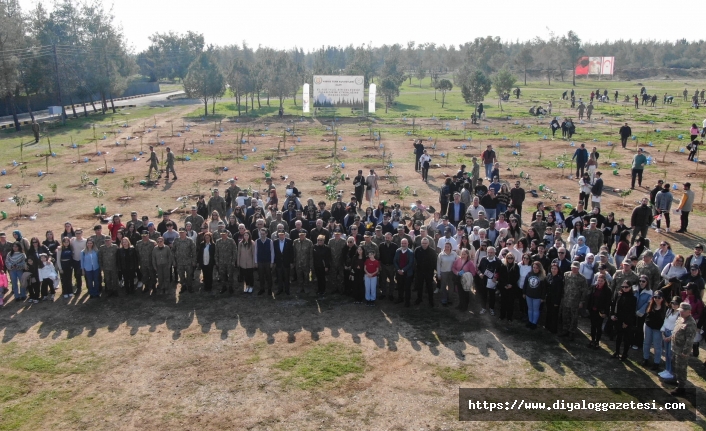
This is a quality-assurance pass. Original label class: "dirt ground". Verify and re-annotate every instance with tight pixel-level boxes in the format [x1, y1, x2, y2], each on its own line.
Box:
[1, 99, 706, 430]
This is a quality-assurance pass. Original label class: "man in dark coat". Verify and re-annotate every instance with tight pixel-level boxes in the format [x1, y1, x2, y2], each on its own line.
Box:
[619, 123, 632, 149]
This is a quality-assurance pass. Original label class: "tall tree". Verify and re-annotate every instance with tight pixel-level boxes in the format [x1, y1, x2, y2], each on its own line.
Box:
[460, 70, 492, 114]
[561, 31, 583, 86]
[492, 68, 516, 111]
[514, 45, 533, 86]
[436, 79, 452, 108]
[183, 49, 225, 116]
[0, 0, 25, 130]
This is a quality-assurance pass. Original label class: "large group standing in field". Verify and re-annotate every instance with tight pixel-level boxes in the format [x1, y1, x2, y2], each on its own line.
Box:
[1, 101, 706, 397]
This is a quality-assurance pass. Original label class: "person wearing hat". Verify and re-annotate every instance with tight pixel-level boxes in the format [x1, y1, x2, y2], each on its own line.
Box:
[675, 182, 695, 233]
[293, 230, 313, 293]
[659, 296, 683, 380]
[146, 222, 161, 242]
[559, 261, 589, 340]
[136, 231, 157, 293]
[173, 227, 196, 294]
[127, 211, 143, 232]
[372, 225, 385, 246]
[214, 229, 237, 294]
[685, 244, 706, 276]
[208, 189, 227, 221]
[668, 301, 698, 396]
[145, 145, 159, 178]
[392, 225, 413, 248]
[642, 290, 667, 370]
[327, 228, 347, 289]
[610, 279, 638, 361]
[89, 225, 109, 249]
[583, 218, 602, 255]
[679, 266, 705, 300]
[98, 236, 119, 297]
[227, 180, 241, 218]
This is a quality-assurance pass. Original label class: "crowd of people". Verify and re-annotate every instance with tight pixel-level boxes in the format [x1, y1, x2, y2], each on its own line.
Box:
[1, 117, 706, 396]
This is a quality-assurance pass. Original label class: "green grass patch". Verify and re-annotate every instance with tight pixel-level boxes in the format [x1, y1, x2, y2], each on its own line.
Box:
[434, 365, 475, 383]
[0, 390, 58, 431]
[274, 342, 365, 389]
[0, 374, 30, 403]
[2, 340, 102, 375]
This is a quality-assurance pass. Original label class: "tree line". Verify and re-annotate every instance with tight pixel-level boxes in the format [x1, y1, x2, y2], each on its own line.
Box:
[0, 0, 134, 131]
[3, 0, 706, 128]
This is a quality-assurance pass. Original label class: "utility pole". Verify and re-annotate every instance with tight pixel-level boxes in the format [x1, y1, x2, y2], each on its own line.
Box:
[52, 44, 67, 125]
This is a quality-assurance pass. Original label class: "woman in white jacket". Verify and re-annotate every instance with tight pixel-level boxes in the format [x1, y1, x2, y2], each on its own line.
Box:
[37, 253, 59, 301]
[659, 296, 682, 380]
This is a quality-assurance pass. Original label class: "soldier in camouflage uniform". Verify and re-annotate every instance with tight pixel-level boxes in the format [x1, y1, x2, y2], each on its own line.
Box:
[151, 237, 173, 294]
[145, 222, 161, 241]
[636, 250, 661, 292]
[215, 230, 237, 293]
[371, 225, 385, 246]
[228, 181, 241, 216]
[392, 226, 413, 247]
[670, 302, 698, 396]
[208, 189, 227, 220]
[136, 232, 156, 293]
[583, 218, 603, 254]
[90, 225, 109, 249]
[146, 146, 159, 178]
[560, 261, 589, 340]
[173, 228, 196, 293]
[98, 236, 119, 297]
[361, 232, 379, 259]
[293, 229, 313, 292]
[165, 146, 177, 180]
[328, 228, 347, 289]
[185, 206, 204, 230]
[611, 261, 640, 299]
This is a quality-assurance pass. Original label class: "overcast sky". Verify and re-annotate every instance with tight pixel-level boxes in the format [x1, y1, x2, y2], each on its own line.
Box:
[18, 0, 699, 52]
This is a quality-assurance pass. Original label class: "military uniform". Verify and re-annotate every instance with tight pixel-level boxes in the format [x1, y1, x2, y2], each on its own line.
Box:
[228, 184, 241, 210]
[208, 194, 227, 220]
[172, 237, 196, 292]
[672, 314, 697, 389]
[636, 261, 661, 292]
[583, 228, 603, 254]
[560, 271, 589, 337]
[148, 231, 162, 242]
[328, 237, 347, 288]
[392, 233, 413, 247]
[371, 234, 386, 247]
[611, 270, 640, 298]
[361, 240, 379, 260]
[269, 219, 289, 234]
[215, 237, 237, 293]
[165, 151, 176, 179]
[135, 239, 156, 292]
[98, 243, 119, 295]
[293, 237, 313, 288]
[151, 245, 173, 293]
[31, 122, 40, 143]
[185, 214, 205, 230]
[147, 151, 159, 177]
[90, 234, 109, 250]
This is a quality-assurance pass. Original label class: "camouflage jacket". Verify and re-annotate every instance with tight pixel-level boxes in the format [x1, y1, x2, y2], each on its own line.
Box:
[172, 237, 196, 266]
[293, 238, 313, 268]
[98, 244, 119, 271]
[561, 272, 588, 308]
[215, 237, 237, 267]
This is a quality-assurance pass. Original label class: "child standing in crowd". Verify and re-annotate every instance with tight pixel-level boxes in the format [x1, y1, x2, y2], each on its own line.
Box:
[364, 251, 379, 306]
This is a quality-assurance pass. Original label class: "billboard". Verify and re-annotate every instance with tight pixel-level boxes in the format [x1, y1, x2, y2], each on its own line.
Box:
[575, 57, 615, 76]
[313, 75, 364, 108]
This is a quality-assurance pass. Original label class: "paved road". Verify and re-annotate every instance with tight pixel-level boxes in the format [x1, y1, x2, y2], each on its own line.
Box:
[0, 90, 191, 128]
